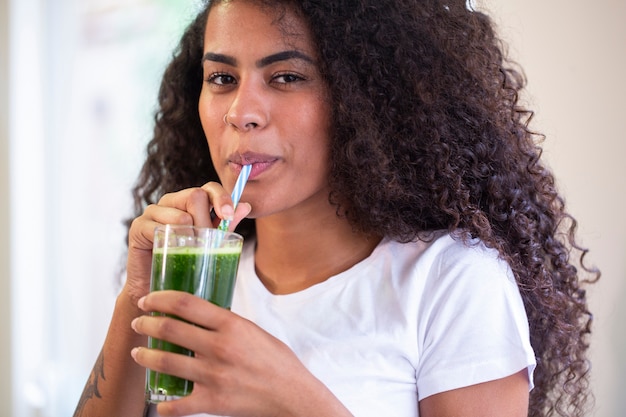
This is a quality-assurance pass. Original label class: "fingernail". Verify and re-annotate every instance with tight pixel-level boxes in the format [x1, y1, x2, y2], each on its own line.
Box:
[138, 296, 146, 310]
[221, 204, 234, 220]
[131, 317, 138, 331]
[131, 347, 139, 359]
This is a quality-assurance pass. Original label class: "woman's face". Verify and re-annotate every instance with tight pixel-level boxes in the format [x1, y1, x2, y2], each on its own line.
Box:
[199, 0, 331, 219]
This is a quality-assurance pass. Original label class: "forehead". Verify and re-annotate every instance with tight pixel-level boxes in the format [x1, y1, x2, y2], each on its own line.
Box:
[204, 1, 312, 51]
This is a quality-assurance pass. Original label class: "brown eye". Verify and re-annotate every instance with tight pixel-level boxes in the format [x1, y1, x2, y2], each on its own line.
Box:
[206, 72, 237, 86]
[272, 72, 305, 84]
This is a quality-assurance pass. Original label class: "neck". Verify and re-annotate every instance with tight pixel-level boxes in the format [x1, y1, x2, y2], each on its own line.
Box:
[253, 207, 381, 295]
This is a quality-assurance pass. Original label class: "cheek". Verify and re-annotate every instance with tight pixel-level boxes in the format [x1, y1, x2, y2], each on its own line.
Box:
[198, 102, 224, 173]
[198, 97, 209, 136]
[198, 96, 213, 132]
[295, 107, 332, 177]
[198, 96, 222, 148]
[307, 102, 332, 158]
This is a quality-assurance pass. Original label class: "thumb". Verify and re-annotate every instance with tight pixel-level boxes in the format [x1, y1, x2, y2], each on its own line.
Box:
[231, 202, 252, 231]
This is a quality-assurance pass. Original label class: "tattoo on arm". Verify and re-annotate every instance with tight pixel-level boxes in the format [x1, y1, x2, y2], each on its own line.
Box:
[73, 349, 106, 417]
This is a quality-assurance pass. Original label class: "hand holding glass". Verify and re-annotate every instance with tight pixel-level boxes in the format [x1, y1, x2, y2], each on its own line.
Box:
[146, 224, 243, 403]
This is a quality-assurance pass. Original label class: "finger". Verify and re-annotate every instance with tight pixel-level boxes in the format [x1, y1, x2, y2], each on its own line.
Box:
[131, 318, 232, 417]
[130, 345, 196, 385]
[143, 203, 194, 227]
[132, 312, 214, 355]
[128, 205, 193, 255]
[129, 199, 208, 253]
[131, 316, 221, 384]
[129, 203, 196, 246]
[157, 187, 214, 227]
[132, 314, 191, 344]
[155, 396, 199, 417]
[138, 291, 233, 332]
[128, 214, 162, 251]
[230, 202, 252, 231]
[200, 182, 236, 224]
[155, 391, 229, 417]
[157, 393, 222, 417]
[125, 216, 162, 297]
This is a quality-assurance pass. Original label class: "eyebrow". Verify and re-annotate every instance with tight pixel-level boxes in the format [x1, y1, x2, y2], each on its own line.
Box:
[202, 50, 315, 68]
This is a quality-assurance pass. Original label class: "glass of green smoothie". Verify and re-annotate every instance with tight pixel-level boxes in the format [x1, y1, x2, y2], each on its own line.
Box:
[146, 224, 244, 403]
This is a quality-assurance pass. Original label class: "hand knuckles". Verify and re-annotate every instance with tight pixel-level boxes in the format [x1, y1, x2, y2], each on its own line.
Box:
[157, 191, 177, 204]
[129, 215, 142, 230]
[170, 210, 193, 225]
[152, 349, 176, 370]
[221, 315, 245, 334]
[153, 316, 179, 338]
[170, 292, 194, 314]
[144, 203, 159, 213]
[198, 362, 230, 391]
[201, 181, 221, 192]
[209, 340, 230, 362]
[187, 187, 209, 204]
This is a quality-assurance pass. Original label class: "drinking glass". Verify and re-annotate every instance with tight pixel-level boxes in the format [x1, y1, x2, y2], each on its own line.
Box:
[146, 224, 243, 403]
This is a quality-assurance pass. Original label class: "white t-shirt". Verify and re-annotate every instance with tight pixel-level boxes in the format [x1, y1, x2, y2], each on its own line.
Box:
[148, 232, 536, 417]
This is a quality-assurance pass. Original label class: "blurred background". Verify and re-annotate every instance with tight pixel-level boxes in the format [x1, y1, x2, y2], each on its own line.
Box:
[0, 0, 624, 416]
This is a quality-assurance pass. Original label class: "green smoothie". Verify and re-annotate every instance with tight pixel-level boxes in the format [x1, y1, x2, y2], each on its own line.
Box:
[147, 244, 242, 400]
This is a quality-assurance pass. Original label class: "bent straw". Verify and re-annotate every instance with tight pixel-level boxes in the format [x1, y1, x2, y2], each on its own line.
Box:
[218, 164, 252, 232]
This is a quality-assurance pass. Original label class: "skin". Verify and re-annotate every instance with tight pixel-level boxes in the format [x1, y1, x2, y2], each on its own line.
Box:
[418, 370, 529, 417]
[73, 2, 530, 416]
[196, 1, 379, 295]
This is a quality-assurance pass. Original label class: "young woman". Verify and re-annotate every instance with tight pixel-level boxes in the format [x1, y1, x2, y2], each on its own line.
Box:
[73, 1, 598, 416]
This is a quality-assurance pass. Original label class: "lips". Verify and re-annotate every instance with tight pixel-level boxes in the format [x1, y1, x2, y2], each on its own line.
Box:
[228, 151, 279, 180]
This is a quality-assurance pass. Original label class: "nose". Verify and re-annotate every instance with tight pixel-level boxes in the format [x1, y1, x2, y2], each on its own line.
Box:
[224, 79, 268, 131]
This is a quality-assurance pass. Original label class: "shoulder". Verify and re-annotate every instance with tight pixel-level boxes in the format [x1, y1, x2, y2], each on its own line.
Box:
[408, 232, 521, 323]
[382, 231, 513, 285]
[366, 232, 518, 314]
[409, 234, 535, 400]
[415, 232, 515, 289]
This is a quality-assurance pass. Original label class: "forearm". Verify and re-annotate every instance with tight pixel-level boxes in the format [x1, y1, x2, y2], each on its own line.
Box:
[281, 384, 354, 417]
[73, 289, 147, 417]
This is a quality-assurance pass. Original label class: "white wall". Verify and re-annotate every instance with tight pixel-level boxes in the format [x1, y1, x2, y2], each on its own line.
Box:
[6, 2, 200, 416]
[8, 0, 56, 414]
[1, 0, 13, 416]
[478, 1, 626, 416]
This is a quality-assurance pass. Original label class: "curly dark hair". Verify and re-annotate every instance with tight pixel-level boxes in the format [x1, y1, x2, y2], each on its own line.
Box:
[127, 1, 600, 416]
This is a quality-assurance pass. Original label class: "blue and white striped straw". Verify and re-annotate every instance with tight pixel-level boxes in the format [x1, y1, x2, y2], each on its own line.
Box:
[218, 164, 252, 231]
